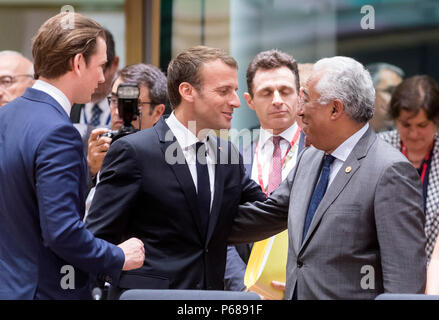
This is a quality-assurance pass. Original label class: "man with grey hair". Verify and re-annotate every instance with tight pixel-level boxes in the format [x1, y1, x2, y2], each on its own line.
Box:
[228, 56, 426, 299]
[0, 50, 34, 106]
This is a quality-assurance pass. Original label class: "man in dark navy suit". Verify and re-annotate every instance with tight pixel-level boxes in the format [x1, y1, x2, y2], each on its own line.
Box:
[0, 12, 144, 300]
[86, 46, 266, 298]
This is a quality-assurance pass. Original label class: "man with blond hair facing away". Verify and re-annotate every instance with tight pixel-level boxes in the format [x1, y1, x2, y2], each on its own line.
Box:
[0, 12, 144, 300]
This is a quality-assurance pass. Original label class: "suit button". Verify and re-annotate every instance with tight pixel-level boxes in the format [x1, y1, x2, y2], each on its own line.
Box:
[297, 260, 303, 268]
[205, 248, 209, 253]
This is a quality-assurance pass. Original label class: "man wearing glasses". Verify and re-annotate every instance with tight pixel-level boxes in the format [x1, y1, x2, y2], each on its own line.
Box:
[0, 50, 34, 107]
[86, 63, 167, 180]
[83, 63, 168, 223]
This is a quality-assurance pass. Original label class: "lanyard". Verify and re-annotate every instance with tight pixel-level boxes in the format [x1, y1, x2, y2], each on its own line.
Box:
[401, 141, 433, 183]
[255, 128, 301, 195]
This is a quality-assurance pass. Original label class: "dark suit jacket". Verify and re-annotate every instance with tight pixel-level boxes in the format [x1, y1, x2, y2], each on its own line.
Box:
[85, 117, 266, 293]
[0, 88, 124, 299]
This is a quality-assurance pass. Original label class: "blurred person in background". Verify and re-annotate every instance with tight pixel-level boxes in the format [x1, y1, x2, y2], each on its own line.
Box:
[87, 63, 167, 178]
[0, 50, 34, 106]
[379, 75, 439, 261]
[84, 63, 168, 219]
[367, 62, 404, 132]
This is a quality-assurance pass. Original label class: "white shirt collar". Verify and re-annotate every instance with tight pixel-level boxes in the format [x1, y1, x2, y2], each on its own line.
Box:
[258, 122, 299, 147]
[85, 99, 109, 111]
[32, 80, 71, 116]
[331, 123, 369, 162]
[165, 112, 209, 150]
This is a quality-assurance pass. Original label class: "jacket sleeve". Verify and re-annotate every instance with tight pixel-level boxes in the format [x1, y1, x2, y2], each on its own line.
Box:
[227, 145, 306, 245]
[85, 137, 142, 245]
[36, 123, 124, 283]
[374, 160, 427, 293]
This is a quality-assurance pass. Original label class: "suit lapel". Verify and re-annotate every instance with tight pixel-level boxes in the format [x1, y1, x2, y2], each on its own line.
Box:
[70, 104, 84, 123]
[205, 137, 224, 244]
[291, 150, 324, 253]
[299, 127, 376, 251]
[155, 118, 205, 241]
[298, 131, 306, 154]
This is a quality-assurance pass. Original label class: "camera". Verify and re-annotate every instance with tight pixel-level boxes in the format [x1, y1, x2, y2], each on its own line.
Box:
[101, 83, 140, 143]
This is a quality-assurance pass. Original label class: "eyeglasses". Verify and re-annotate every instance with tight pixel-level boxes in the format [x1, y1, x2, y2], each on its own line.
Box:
[298, 87, 326, 106]
[299, 94, 323, 106]
[0, 74, 33, 89]
[107, 96, 155, 108]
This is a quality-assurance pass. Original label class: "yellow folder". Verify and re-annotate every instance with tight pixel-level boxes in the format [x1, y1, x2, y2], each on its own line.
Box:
[244, 230, 288, 300]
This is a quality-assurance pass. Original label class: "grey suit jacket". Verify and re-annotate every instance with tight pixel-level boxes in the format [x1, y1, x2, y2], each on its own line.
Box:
[228, 127, 427, 299]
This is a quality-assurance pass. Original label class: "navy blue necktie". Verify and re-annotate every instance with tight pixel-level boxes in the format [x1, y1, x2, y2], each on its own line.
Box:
[90, 104, 102, 126]
[302, 154, 336, 242]
[196, 142, 211, 238]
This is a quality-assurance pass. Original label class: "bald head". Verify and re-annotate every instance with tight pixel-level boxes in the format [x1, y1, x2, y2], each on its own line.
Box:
[0, 51, 34, 106]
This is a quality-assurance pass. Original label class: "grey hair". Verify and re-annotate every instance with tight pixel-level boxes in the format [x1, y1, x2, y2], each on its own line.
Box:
[366, 62, 404, 87]
[0, 50, 34, 76]
[313, 56, 375, 123]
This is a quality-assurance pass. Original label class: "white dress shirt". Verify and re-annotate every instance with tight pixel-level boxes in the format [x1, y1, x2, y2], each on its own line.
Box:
[32, 80, 71, 116]
[328, 123, 369, 187]
[166, 112, 216, 210]
[251, 122, 300, 190]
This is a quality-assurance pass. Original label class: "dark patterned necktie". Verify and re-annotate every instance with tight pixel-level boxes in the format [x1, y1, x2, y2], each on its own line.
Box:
[302, 154, 336, 242]
[90, 104, 102, 126]
[196, 142, 210, 238]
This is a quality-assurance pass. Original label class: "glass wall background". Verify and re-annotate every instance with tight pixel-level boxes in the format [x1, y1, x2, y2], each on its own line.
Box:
[0, 0, 126, 67]
[165, 0, 439, 131]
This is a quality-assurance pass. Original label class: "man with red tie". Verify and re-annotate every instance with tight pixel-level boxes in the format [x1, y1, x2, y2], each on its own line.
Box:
[225, 49, 305, 292]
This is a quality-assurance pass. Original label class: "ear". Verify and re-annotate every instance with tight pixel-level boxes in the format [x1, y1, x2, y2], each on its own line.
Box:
[152, 104, 165, 124]
[330, 99, 344, 120]
[111, 56, 120, 71]
[71, 53, 85, 76]
[244, 92, 255, 110]
[179, 82, 195, 103]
